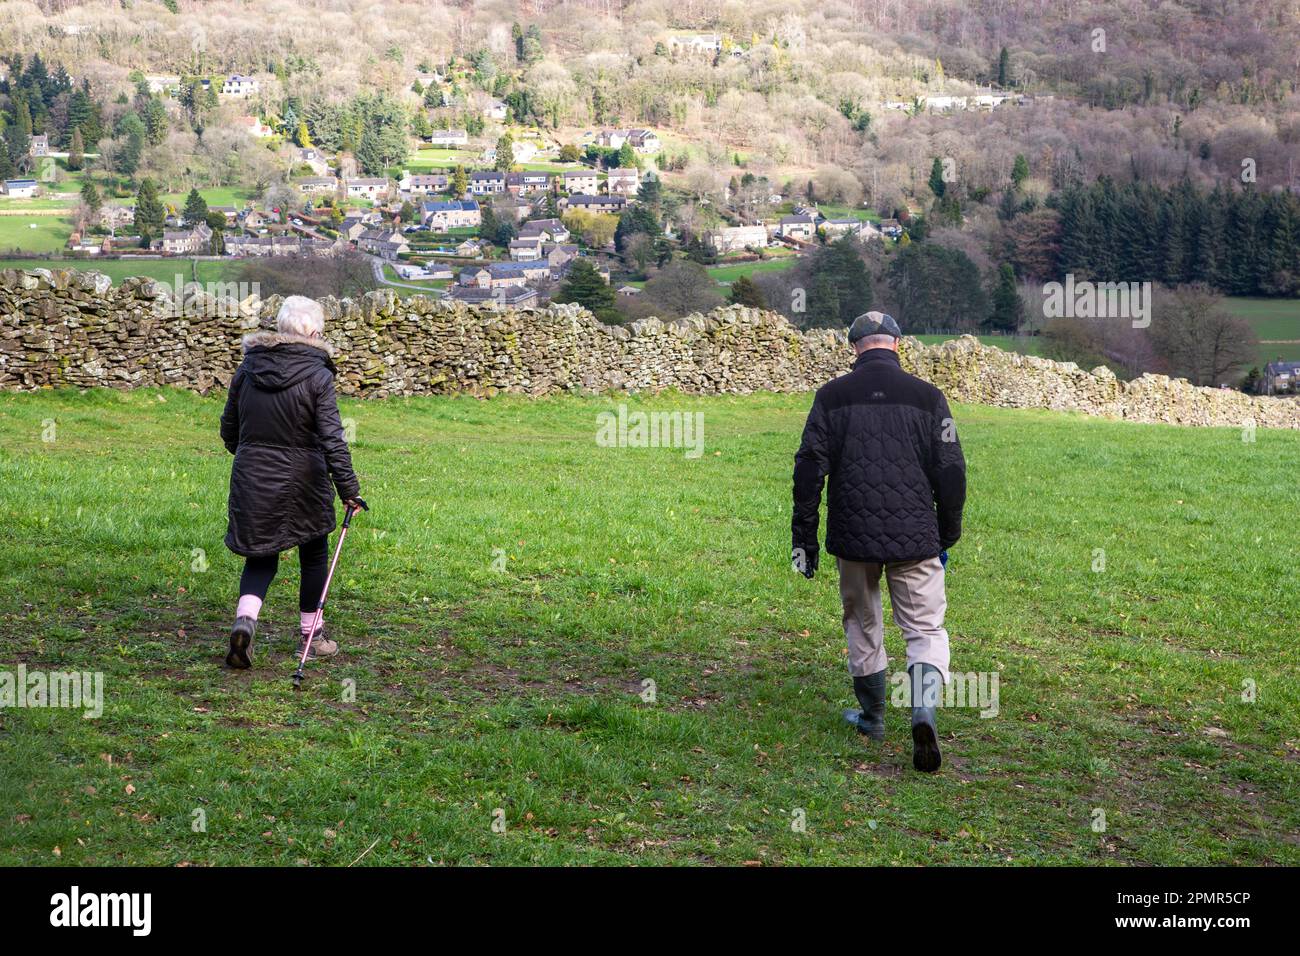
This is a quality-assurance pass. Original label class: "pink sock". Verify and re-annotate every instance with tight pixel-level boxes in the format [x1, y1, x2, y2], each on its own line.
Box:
[236, 595, 263, 620]
[301, 611, 321, 636]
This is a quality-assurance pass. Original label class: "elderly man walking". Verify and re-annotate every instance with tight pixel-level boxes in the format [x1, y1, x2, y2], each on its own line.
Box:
[792, 311, 966, 772]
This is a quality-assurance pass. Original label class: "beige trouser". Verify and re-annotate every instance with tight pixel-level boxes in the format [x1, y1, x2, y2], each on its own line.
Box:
[837, 557, 950, 683]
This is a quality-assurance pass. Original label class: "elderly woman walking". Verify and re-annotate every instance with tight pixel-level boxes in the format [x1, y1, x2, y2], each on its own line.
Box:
[219, 296, 363, 669]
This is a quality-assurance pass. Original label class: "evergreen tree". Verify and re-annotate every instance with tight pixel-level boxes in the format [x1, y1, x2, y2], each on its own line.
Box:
[133, 179, 165, 241]
[450, 165, 469, 197]
[182, 188, 208, 225]
[494, 133, 514, 172]
[997, 46, 1011, 87]
[80, 179, 101, 213]
[987, 263, 1023, 332]
[928, 157, 946, 198]
[1011, 154, 1030, 189]
[729, 274, 767, 308]
[554, 259, 617, 319]
[66, 127, 84, 171]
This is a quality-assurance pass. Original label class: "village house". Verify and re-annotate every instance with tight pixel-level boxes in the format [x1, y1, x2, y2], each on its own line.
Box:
[1261, 361, 1300, 395]
[444, 285, 539, 307]
[421, 199, 482, 230]
[29, 134, 49, 158]
[506, 171, 552, 194]
[337, 215, 371, 241]
[458, 260, 552, 289]
[145, 74, 179, 95]
[297, 177, 338, 195]
[469, 171, 507, 196]
[668, 33, 724, 55]
[345, 177, 391, 201]
[706, 224, 769, 254]
[518, 218, 571, 243]
[595, 129, 661, 153]
[484, 98, 509, 121]
[454, 238, 485, 257]
[221, 74, 260, 97]
[235, 115, 274, 138]
[878, 218, 904, 238]
[426, 129, 469, 148]
[99, 204, 137, 230]
[2, 179, 39, 199]
[605, 167, 640, 196]
[778, 214, 817, 240]
[159, 222, 213, 255]
[293, 147, 332, 176]
[562, 170, 599, 194]
[226, 235, 337, 257]
[509, 236, 544, 261]
[564, 194, 626, 215]
[400, 172, 450, 194]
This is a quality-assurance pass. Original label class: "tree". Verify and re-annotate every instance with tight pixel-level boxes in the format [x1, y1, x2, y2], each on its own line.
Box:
[987, 263, 1023, 332]
[450, 165, 469, 197]
[205, 211, 227, 255]
[809, 238, 873, 327]
[558, 144, 580, 163]
[133, 179, 165, 241]
[182, 188, 208, 226]
[1011, 154, 1030, 189]
[553, 259, 618, 321]
[66, 127, 84, 171]
[928, 157, 947, 199]
[494, 133, 514, 172]
[1149, 284, 1259, 386]
[639, 260, 724, 318]
[729, 274, 767, 308]
[996, 46, 1011, 87]
[888, 243, 989, 332]
[80, 179, 101, 214]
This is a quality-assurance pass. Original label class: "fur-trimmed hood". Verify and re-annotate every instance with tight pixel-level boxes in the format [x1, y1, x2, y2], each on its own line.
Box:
[241, 330, 335, 357]
[239, 331, 336, 392]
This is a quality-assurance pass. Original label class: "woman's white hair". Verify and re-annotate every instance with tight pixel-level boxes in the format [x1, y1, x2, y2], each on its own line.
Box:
[276, 295, 325, 339]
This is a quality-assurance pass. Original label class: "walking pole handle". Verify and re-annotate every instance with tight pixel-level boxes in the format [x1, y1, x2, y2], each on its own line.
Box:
[342, 496, 368, 528]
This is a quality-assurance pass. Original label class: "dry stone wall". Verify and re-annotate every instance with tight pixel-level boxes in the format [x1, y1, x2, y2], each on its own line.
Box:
[1, 267, 1296, 430]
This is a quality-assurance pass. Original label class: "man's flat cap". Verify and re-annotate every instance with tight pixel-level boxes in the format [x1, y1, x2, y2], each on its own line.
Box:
[847, 310, 902, 342]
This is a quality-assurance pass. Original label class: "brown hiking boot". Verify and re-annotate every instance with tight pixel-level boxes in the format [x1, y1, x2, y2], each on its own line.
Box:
[298, 627, 338, 661]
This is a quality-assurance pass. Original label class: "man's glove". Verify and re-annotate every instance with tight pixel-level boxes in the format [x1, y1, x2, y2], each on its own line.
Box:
[939, 549, 948, 569]
[792, 544, 819, 579]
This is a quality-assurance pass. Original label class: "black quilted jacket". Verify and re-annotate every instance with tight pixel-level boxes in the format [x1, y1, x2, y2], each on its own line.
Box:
[792, 348, 966, 565]
[220, 332, 360, 557]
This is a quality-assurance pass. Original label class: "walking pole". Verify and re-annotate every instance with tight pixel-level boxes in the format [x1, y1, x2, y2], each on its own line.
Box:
[293, 497, 368, 690]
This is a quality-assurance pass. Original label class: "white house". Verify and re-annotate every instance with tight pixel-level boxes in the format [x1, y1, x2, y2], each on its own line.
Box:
[707, 224, 768, 254]
[221, 74, 260, 97]
[426, 129, 468, 148]
[2, 179, 39, 199]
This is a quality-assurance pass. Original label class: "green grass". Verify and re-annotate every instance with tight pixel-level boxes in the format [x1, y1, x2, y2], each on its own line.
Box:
[1223, 297, 1300, 365]
[0, 391, 1296, 866]
[0, 259, 243, 286]
[706, 257, 800, 284]
[0, 215, 73, 254]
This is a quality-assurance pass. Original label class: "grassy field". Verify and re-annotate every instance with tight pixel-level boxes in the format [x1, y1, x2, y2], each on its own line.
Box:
[0, 258, 243, 286]
[0, 215, 74, 254]
[1224, 297, 1300, 364]
[706, 256, 800, 285]
[0, 389, 1296, 866]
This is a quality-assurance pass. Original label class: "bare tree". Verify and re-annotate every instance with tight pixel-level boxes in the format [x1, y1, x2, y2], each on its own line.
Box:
[1149, 284, 1259, 386]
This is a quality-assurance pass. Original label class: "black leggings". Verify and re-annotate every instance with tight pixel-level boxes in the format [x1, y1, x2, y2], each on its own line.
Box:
[239, 536, 330, 613]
